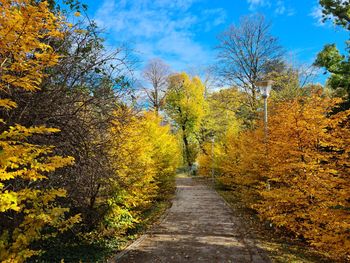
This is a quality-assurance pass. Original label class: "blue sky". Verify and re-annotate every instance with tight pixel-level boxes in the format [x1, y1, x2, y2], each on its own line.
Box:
[81, 0, 348, 83]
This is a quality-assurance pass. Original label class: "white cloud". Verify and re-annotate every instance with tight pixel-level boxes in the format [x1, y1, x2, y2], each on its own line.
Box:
[247, 0, 270, 11]
[94, 0, 226, 72]
[153, 0, 198, 11]
[275, 0, 286, 15]
[202, 8, 227, 30]
[247, 0, 295, 16]
[310, 2, 346, 27]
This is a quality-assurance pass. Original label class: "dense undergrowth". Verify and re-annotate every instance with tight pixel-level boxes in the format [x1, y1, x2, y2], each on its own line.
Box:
[29, 174, 177, 262]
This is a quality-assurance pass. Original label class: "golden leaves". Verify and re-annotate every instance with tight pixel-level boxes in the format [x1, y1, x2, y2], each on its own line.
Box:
[0, 0, 64, 94]
[0, 99, 17, 109]
[166, 72, 206, 133]
[0, 1, 79, 262]
[106, 110, 180, 233]
[213, 91, 350, 260]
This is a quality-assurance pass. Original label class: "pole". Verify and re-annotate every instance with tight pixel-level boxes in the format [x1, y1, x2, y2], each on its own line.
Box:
[263, 96, 268, 140]
[211, 137, 215, 184]
[263, 95, 270, 191]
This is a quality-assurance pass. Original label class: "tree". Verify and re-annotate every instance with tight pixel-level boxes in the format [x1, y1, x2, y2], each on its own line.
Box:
[0, 2, 135, 238]
[106, 109, 180, 236]
[165, 73, 206, 167]
[210, 89, 350, 260]
[266, 62, 319, 101]
[254, 93, 350, 260]
[314, 0, 350, 109]
[319, 0, 350, 29]
[314, 44, 350, 106]
[0, 1, 80, 261]
[196, 88, 243, 181]
[142, 58, 171, 115]
[196, 87, 242, 154]
[216, 15, 284, 116]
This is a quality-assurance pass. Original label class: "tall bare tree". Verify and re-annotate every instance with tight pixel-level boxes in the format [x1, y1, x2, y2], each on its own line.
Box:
[142, 58, 171, 114]
[216, 15, 284, 113]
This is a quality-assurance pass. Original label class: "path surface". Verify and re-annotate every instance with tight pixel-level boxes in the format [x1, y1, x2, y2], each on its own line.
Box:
[112, 175, 270, 263]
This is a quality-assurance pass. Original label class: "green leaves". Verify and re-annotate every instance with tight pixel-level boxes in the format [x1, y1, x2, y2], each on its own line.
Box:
[165, 73, 206, 166]
[319, 0, 350, 29]
[315, 43, 350, 100]
[315, 1, 350, 106]
[315, 44, 345, 74]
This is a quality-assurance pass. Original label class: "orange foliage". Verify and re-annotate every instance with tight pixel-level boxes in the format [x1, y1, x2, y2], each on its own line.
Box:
[214, 91, 350, 260]
[256, 94, 349, 258]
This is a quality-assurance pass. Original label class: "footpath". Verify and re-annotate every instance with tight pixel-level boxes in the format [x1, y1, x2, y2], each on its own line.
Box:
[111, 175, 270, 263]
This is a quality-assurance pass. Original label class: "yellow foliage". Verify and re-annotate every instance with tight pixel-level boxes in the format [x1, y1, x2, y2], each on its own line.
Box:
[198, 125, 265, 205]
[165, 73, 206, 166]
[0, 127, 81, 262]
[204, 88, 242, 137]
[197, 88, 244, 181]
[0, 1, 80, 262]
[215, 91, 350, 260]
[106, 109, 180, 234]
[142, 112, 181, 179]
[166, 73, 206, 134]
[109, 111, 158, 210]
[0, 0, 63, 95]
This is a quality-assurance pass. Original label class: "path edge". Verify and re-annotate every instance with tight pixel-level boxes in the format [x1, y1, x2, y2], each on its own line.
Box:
[107, 177, 179, 262]
[201, 177, 272, 263]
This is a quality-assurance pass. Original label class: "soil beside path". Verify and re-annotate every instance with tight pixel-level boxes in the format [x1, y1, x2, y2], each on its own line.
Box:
[111, 174, 270, 263]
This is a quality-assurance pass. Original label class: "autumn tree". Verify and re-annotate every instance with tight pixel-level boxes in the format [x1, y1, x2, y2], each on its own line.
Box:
[198, 102, 265, 205]
[165, 73, 206, 167]
[195, 87, 243, 159]
[143, 58, 171, 115]
[203, 88, 242, 136]
[106, 109, 180, 236]
[216, 15, 284, 117]
[0, 1, 80, 261]
[266, 62, 319, 102]
[209, 89, 350, 260]
[196, 88, 244, 180]
[254, 93, 350, 260]
[0, 1, 135, 243]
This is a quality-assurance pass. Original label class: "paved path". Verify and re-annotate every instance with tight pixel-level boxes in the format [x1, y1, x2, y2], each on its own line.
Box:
[112, 175, 270, 263]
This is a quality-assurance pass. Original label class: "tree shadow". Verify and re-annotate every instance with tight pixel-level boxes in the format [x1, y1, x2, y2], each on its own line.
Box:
[112, 230, 270, 262]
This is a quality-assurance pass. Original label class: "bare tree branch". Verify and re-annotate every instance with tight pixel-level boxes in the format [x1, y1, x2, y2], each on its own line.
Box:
[216, 14, 284, 112]
[142, 58, 171, 114]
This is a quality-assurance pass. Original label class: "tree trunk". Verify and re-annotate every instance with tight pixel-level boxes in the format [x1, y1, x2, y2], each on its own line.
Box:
[182, 125, 192, 168]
